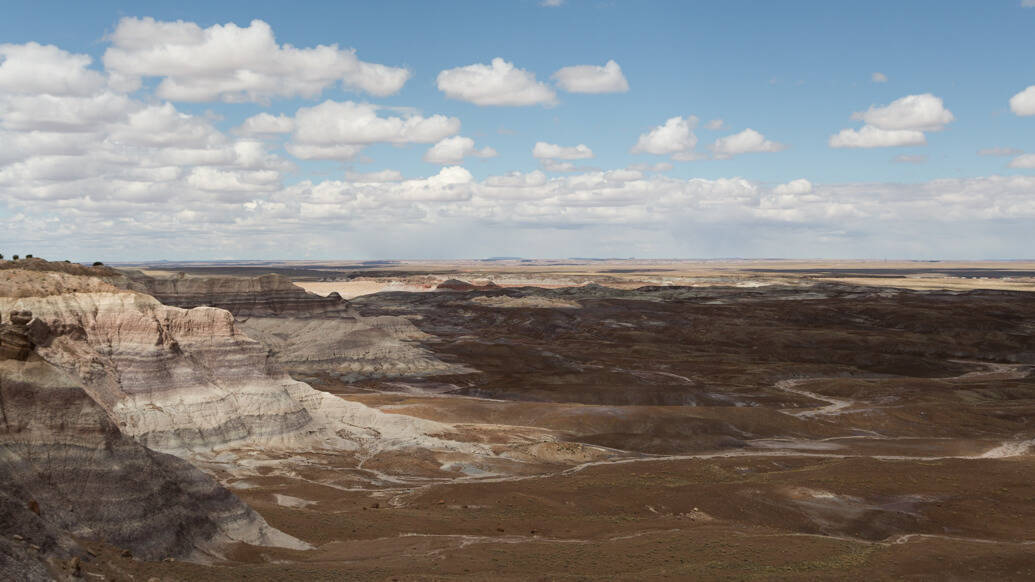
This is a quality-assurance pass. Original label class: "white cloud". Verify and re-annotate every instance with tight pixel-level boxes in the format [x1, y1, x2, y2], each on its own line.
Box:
[978, 147, 1024, 157]
[552, 60, 629, 93]
[871, 72, 888, 83]
[287, 100, 460, 160]
[1009, 86, 1035, 116]
[102, 17, 410, 103]
[1, 92, 132, 133]
[532, 142, 594, 160]
[773, 179, 813, 196]
[541, 0, 565, 6]
[0, 42, 106, 96]
[710, 128, 786, 158]
[235, 113, 294, 135]
[1008, 154, 1035, 168]
[4, 30, 1035, 261]
[631, 116, 698, 157]
[284, 143, 366, 161]
[1023, 1, 1035, 7]
[831, 94, 953, 149]
[852, 93, 954, 132]
[345, 169, 404, 182]
[436, 58, 556, 106]
[829, 126, 926, 148]
[705, 118, 725, 131]
[423, 136, 498, 165]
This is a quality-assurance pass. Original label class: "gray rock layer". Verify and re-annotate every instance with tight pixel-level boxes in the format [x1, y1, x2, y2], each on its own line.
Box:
[0, 307, 305, 579]
[126, 270, 470, 379]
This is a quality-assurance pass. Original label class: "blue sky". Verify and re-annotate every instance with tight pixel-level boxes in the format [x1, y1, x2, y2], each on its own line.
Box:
[1, 1, 1033, 260]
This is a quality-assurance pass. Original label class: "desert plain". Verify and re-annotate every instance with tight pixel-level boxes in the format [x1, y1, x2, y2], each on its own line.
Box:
[2, 258, 1034, 581]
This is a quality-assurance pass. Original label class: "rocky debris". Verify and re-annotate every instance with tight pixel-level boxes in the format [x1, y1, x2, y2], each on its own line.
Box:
[0, 310, 35, 361]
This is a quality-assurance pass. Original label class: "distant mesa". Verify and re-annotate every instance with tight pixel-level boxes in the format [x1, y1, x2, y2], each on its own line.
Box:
[436, 279, 501, 291]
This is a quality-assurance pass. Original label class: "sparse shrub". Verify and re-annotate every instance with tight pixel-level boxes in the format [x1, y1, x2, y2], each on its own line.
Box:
[0, 253, 4, 260]
[25, 254, 33, 259]
[92, 261, 104, 266]
[12, 255, 19, 260]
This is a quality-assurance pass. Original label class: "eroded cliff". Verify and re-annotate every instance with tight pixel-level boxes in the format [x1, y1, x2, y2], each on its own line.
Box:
[126, 270, 469, 379]
[0, 308, 305, 580]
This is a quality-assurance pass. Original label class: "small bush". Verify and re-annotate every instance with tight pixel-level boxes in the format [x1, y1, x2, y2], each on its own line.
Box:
[92, 261, 104, 266]
[12, 255, 19, 260]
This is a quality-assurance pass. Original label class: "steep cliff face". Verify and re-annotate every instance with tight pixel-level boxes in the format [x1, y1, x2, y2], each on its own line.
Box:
[0, 310, 306, 580]
[0, 267, 476, 458]
[126, 271, 349, 317]
[126, 270, 470, 379]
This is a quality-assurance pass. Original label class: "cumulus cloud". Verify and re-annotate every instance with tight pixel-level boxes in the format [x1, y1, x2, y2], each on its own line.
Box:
[2, 31, 1033, 261]
[102, 17, 410, 102]
[234, 112, 295, 135]
[436, 58, 557, 106]
[0, 43, 106, 96]
[552, 60, 629, 93]
[1008, 154, 1035, 168]
[423, 136, 498, 165]
[1009, 86, 1035, 116]
[631, 116, 698, 157]
[830, 93, 952, 149]
[345, 169, 404, 182]
[287, 100, 460, 160]
[851, 93, 954, 132]
[829, 126, 926, 149]
[773, 179, 813, 196]
[871, 72, 888, 83]
[532, 142, 594, 160]
[710, 128, 786, 158]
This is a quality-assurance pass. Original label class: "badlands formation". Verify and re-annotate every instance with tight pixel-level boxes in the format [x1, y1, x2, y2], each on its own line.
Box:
[1, 257, 1034, 580]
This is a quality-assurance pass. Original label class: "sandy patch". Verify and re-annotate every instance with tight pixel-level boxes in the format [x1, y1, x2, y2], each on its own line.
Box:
[274, 494, 317, 508]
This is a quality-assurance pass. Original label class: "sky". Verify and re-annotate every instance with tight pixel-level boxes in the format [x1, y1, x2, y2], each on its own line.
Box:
[0, 0, 1033, 261]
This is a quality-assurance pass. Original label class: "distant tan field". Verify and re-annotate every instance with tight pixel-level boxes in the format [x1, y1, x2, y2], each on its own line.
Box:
[284, 259, 1035, 297]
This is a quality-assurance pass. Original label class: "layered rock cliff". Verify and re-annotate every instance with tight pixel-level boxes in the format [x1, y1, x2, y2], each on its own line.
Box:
[126, 270, 469, 379]
[0, 308, 305, 580]
[1, 268, 471, 457]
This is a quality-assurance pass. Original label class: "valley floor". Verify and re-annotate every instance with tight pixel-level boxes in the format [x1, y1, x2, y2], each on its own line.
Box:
[6, 259, 1035, 580]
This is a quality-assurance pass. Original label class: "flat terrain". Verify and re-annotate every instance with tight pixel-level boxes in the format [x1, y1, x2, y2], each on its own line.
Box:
[78, 261, 1035, 580]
